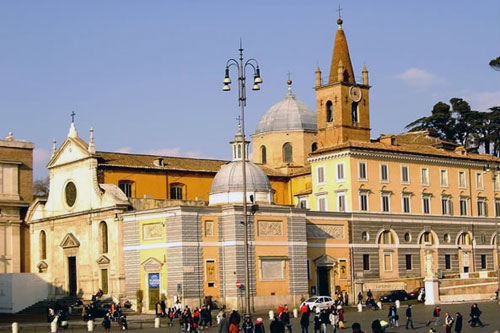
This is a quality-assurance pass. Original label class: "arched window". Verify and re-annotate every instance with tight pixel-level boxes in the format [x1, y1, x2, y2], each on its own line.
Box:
[237, 144, 242, 159]
[343, 70, 350, 82]
[39, 230, 47, 260]
[458, 232, 472, 245]
[283, 143, 293, 163]
[420, 231, 434, 245]
[352, 101, 359, 123]
[170, 183, 185, 200]
[378, 230, 396, 245]
[312, 142, 318, 152]
[326, 101, 333, 123]
[100, 222, 108, 254]
[260, 146, 267, 165]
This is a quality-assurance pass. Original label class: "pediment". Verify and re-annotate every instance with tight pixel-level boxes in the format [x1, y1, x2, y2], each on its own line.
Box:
[97, 255, 111, 265]
[47, 137, 90, 169]
[37, 260, 48, 273]
[141, 257, 163, 272]
[314, 254, 337, 267]
[60, 233, 80, 249]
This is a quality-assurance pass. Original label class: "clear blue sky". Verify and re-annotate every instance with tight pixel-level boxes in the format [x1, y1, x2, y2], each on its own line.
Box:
[1, 1, 499, 179]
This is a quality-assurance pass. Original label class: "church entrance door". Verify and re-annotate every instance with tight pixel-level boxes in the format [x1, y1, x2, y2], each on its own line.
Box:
[317, 267, 331, 296]
[68, 256, 77, 296]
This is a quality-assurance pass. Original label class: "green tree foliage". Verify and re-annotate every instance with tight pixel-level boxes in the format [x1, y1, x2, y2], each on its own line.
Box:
[406, 99, 500, 156]
[490, 56, 500, 71]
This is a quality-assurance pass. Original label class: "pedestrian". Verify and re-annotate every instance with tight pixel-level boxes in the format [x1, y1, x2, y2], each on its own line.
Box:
[270, 316, 285, 333]
[218, 313, 229, 333]
[255, 318, 265, 333]
[388, 305, 398, 327]
[468, 303, 484, 327]
[102, 312, 112, 333]
[155, 301, 161, 317]
[337, 305, 344, 328]
[300, 302, 309, 314]
[426, 305, 440, 326]
[230, 310, 241, 326]
[454, 312, 462, 333]
[160, 299, 166, 317]
[242, 315, 254, 333]
[366, 290, 373, 299]
[168, 308, 175, 326]
[357, 292, 363, 305]
[329, 308, 338, 333]
[313, 309, 321, 333]
[229, 317, 239, 333]
[207, 305, 213, 327]
[319, 308, 330, 333]
[370, 320, 383, 333]
[300, 305, 310, 333]
[344, 291, 349, 306]
[281, 305, 292, 333]
[351, 322, 364, 333]
[444, 312, 453, 333]
[405, 304, 414, 329]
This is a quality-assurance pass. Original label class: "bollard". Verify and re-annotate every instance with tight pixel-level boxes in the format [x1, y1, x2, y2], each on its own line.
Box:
[68, 306, 72, 315]
[87, 320, 94, 332]
[377, 301, 382, 310]
[357, 303, 362, 312]
[154, 317, 161, 328]
[395, 300, 400, 309]
[12, 322, 19, 333]
[268, 310, 274, 320]
[293, 308, 298, 318]
[50, 320, 58, 333]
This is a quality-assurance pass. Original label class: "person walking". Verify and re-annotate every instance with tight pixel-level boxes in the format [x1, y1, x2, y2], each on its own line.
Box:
[229, 317, 240, 333]
[469, 303, 484, 327]
[426, 305, 440, 326]
[388, 305, 398, 328]
[319, 308, 330, 333]
[270, 316, 285, 333]
[218, 313, 229, 333]
[357, 292, 363, 305]
[300, 305, 310, 333]
[313, 309, 321, 333]
[454, 312, 462, 333]
[444, 312, 454, 333]
[102, 312, 112, 333]
[281, 305, 292, 333]
[329, 308, 338, 333]
[255, 318, 265, 333]
[242, 316, 254, 333]
[405, 305, 414, 329]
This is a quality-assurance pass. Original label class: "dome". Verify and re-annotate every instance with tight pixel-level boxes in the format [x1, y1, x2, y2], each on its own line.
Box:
[255, 90, 316, 134]
[209, 161, 274, 206]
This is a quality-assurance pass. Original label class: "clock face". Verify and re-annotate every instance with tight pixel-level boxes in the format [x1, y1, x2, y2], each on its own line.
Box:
[65, 181, 77, 207]
[349, 86, 362, 102]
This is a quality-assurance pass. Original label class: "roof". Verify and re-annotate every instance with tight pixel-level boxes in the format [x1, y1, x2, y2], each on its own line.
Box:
[311, 131, 500, 163]
[328, 24, 355, 84]
[210, 161, 272, 193]
[96, 151, 286, 177]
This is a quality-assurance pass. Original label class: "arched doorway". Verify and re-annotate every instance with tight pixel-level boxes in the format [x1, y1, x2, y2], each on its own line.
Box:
[377, 230, 399, 279]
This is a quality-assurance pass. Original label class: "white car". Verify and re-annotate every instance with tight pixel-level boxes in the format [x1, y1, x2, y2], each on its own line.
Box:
[300, 296, 335, 311]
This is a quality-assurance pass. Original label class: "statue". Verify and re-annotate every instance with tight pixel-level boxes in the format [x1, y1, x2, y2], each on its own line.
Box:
[424, 252, 434, 278]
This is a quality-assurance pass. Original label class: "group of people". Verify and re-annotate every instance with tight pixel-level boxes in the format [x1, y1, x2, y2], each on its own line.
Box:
[46, 302, 69, 328]
[178, 305, 214, 331]
[82, 290, 128, 331]
[426, 304, 484, 332]
[357, 290, 379, 311]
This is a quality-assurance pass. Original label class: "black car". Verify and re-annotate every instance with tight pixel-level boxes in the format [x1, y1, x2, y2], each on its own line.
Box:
[379, 290, 408, 302]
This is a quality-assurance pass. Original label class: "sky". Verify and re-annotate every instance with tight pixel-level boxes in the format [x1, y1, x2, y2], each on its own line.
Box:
[0, 1, 499, 179]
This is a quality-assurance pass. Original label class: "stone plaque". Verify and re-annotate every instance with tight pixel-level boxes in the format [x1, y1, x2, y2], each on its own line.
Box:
[204, 220, 214, 237]
[257, 221, 283, 237]
[363, 282, 406, 292]
[307, 224, 345, 240]
[143, 223, 162, 240]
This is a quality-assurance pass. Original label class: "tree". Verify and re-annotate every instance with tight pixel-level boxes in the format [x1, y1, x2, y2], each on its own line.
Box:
[490, 56, 500, 71]
[405, 101, 456, 142]
[33, 176, 49, 197]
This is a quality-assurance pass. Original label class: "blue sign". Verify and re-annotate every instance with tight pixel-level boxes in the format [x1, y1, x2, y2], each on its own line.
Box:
[148, 273, 160, 288]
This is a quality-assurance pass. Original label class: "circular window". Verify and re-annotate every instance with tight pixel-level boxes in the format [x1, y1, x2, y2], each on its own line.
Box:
[404, 232, 412, 242]
[65, 182, 77, 207]
[443, 233, 451, 243]
[361, 231, 369, 242]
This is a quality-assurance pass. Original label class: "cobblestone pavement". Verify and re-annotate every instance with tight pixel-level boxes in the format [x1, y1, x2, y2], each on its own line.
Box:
[2, 301, 500, 332]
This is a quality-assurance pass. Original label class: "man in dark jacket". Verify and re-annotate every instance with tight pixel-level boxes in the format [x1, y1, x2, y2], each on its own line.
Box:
[218, 313, 229, 333]
[300, 307, 310, 333]
[270, 316, 285, 333]
[454, 312, 462, 333]
[405, 305, 414, 329]
[319, 309, 330, 333]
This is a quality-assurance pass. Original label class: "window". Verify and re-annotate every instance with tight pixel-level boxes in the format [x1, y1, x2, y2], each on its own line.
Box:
[101, 269, 108, 294]
[336, 163, 345, 181]
[380, 230, 395, 244]
[422, 231, 433, 245]
[0, 164, 19, 196]
[317, 166, 325, 184]
[100, 221, 108, 254]
[318, 195, 327, 212]
[118, 181, 133, 197]
[494, 174, 500, 191]
[401, 166, 409, 184]
[422, 195, 431, 214]
[480, 255, 487, 270]
[283, 143, 293, 163]
[496, 199, 500, 217]
[421, 168, 429, 185]
[260, 258, 285, 280]
[441, 196, 452, 215]
[358, 162, 367, 180]
[361, 231, 369, 242]
[307, 259, 311, 280]
[445, 254, 451, 270]
[326, 101, 333, 122]
[459, 197, 468, 216]
[458, 171, 466, 188]
[170, 185, 183, 200]
[476, 172, 484, 189]
[404, 233, 411, 242]
[362, 254, 370, 270]
[39, 230, 47, 260]
[402, 194, 411, 213]
[380, 164, 389, 182]
[311, 142, 318, 152]
[337, 192, 346, 212]
[298, 197, 308, 209]
[443, 233, 451, 243]
[405, 254, 412, 270]
[204, 220, 214, 237]
[383, 253, 392, 272]
[260, 146, 267, 165]
[440, 169, 449, 187]
[381, 192, 390, 212]
[477, 198, 487, 216]
[359, 192, 368, 211]
[351, 101, 359, 123]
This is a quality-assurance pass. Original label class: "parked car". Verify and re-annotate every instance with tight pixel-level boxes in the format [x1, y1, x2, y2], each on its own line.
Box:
[407, 287, 424, 300]
[300, 296, 335, 311]
[379, 290, 408, 302]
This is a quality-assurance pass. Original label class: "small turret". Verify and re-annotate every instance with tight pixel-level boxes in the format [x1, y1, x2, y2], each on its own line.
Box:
[315, 67, 322, 87]
[337, 60, 344, 82]
[362, 65, 369, 86]
[88, 128, 96, 154]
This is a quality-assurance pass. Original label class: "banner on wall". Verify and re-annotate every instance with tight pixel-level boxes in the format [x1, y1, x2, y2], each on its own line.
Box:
[148, 273, 160, 288]
[206, 261, 216, 282]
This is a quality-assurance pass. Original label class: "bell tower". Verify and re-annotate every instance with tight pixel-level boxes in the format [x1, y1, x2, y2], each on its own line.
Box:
[315, 16, 371, 148]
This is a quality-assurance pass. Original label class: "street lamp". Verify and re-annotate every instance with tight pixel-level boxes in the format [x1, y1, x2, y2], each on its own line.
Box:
[222, 42, 262, 315]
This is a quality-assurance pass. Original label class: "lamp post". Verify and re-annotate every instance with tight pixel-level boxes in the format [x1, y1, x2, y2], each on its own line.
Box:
[222, 42, 262, 315]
